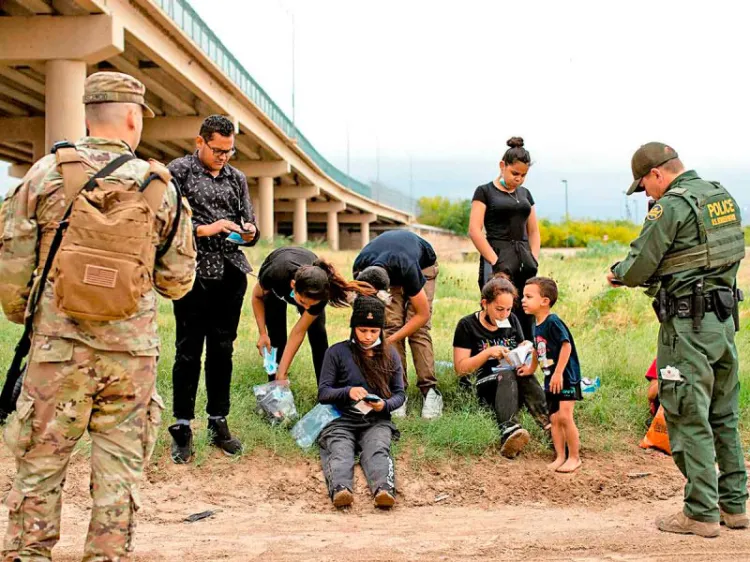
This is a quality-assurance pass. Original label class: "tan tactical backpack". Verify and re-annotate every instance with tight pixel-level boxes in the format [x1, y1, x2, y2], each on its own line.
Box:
[42, 144, 172, 322]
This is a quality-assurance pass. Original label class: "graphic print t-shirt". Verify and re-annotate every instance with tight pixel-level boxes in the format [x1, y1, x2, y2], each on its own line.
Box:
[452, 312, 524, 387]
[533, 313, 581, 389]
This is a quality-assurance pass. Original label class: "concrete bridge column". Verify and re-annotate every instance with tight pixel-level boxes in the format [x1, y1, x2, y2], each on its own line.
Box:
[327, 209, 339, 251]
[360, 217, 371, 248]
[45, 60, 87, 151]
[258, 176, 274, 242]
[293, 197, 307, 244]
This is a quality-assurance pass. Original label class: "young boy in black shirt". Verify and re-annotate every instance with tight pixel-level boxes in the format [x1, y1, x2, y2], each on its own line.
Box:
[522, 277, 582, 473]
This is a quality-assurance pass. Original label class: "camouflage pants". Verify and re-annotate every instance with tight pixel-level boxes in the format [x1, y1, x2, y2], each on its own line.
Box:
[2, 336, 164, 562]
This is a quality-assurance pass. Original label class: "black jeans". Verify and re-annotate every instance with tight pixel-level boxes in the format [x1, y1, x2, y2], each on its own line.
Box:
[263, 292, 328, 382]
[476, 370, 549, 435]
[172, 264, 248, 420]
[478, 239, 538, 340]
[319, 417, 399, 497]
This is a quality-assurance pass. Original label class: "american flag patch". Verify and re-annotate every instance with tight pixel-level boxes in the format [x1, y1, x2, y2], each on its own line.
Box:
[83, 264, 118, 288]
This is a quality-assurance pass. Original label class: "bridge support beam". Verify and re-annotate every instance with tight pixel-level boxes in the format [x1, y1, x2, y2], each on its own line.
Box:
[293, 197, 307, 245]
[45, 60, 86, 151]
[360, 217, 371, 248]
[258, 176, 274, 242]
[327, 209, 339, 251]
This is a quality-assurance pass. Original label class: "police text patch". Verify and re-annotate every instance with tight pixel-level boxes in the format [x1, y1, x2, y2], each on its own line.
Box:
[646, 204, 663, 221]
[706, 198, 738, 226]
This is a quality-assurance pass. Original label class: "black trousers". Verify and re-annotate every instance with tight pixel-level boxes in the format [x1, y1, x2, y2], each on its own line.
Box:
[263, 292, 328, 382]
[172, 265, 248, 420]
[478, 240, 538, 340]
[476, 370, 549, 435]
[319, 417, 399, 497]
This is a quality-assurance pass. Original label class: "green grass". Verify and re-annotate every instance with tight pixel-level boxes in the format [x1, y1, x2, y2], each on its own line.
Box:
[2, 242, 749, 465]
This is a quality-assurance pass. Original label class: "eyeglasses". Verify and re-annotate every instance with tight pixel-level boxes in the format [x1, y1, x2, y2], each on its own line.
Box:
[203, 142, 236, 158]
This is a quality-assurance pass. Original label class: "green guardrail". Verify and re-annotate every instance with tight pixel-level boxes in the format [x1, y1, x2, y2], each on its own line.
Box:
[154, 0, 416, 215]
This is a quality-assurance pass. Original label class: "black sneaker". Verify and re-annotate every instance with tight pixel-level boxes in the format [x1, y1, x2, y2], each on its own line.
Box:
[168, 423, 194, 464]
[207, 417, 243, 456]
[499, 424, 530, 459]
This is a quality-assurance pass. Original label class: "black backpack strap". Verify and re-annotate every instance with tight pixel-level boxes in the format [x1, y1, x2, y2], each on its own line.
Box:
[0, 152, 134, 419]
[140, 173, 183, 260]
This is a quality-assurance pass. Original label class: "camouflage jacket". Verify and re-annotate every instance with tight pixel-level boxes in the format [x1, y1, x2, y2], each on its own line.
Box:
[0, 137, 196, 352]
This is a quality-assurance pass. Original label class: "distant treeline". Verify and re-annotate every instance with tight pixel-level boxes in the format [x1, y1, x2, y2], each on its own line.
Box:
[418, 196, 648, 248]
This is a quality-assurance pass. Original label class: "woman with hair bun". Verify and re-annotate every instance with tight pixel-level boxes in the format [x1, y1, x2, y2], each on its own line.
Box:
[251, 247, 374, 382]
[469, 137, 541, 339]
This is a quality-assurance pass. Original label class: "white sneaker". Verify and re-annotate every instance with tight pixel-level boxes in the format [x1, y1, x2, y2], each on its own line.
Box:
[391, 396, 407, 418]
[421, 389, 443, 419]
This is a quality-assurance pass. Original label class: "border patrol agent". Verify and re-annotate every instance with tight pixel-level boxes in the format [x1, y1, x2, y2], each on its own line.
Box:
[0, 72, 196, 561]
[607, 142, 748, 537]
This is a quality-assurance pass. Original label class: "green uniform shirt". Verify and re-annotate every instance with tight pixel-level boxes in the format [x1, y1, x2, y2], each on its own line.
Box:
[613, 170, 739, 298]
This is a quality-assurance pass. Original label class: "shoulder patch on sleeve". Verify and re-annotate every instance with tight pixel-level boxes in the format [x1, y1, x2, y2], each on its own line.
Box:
[646, 203, 664, 221]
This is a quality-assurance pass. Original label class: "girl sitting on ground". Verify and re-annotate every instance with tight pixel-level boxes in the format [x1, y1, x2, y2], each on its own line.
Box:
[453, 276, 550, 458]
[317, 294, 406, 509]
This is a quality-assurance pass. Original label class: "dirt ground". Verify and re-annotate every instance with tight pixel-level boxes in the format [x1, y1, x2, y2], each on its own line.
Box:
[0, 446, 749, 561]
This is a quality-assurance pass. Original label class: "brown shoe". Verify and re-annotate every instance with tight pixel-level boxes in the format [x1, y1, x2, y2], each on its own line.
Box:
[374, 488, 395, 509]
[720, 509, 750, 529]
[656, 511, 720, 538]
[500, 426, 530, 459]
[332, 487, 353, 508]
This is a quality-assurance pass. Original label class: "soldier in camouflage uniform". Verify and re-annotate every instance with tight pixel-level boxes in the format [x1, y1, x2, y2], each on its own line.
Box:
[608, 142, 748, 538]
[0, 72, 196, 561]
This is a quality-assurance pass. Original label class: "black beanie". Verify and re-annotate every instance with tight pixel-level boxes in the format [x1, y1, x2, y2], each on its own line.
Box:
[355, 266, 390, 292]
[350, 295, 385, 328]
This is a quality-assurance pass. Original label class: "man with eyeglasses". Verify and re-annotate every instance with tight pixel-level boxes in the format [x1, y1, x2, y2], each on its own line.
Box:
[167, 114, 260, 463]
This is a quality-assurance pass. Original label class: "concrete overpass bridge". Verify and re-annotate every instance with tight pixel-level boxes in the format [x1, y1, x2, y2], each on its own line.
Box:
[0, 0, 415, 249]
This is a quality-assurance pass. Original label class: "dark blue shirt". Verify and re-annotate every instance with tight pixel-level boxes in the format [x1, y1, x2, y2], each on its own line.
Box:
[318, 341, 406, 420]
[533, 313, 581, 387]
[352, 230, 436, 297]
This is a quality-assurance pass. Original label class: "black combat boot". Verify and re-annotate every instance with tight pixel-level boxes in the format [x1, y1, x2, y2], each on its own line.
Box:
[168, 423, 194, 464]
[207, 417, 243, 456]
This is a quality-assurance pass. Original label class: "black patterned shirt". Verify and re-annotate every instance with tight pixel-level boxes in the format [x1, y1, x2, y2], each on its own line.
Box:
[168, 153, 259, 279]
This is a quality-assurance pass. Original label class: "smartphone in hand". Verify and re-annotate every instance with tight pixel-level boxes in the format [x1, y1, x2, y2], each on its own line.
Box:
[363, 394, 382, 403]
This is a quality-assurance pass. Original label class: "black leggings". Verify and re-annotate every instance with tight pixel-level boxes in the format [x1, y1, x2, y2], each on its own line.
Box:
[476, 370, 549, 433]
[263, 293, 328, 382]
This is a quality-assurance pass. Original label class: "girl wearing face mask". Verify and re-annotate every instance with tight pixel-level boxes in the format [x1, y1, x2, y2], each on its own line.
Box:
[317, 295, 406, 509]
[252, 247, 374, 383]
[453, 277, 549, 458]
[469, 137, 541, 340]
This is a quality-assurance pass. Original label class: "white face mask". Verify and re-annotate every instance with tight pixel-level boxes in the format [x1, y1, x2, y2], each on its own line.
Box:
[353, 337, 381, 350]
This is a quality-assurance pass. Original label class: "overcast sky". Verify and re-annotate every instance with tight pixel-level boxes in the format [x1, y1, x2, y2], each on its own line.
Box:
[3, 0, 749, 219]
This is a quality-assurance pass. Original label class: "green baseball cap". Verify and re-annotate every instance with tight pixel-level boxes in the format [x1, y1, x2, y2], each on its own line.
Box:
[83, 71, 155, 118]
[627, 142, 679, 195]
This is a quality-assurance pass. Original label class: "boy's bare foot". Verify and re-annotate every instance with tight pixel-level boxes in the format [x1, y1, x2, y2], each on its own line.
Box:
[547, 457, 566, 471]
[556, 458, 582, 473]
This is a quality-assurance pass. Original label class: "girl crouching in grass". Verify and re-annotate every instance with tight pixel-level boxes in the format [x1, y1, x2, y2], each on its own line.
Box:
[318, 295, 405, 509]
[453, 276, 550, 458]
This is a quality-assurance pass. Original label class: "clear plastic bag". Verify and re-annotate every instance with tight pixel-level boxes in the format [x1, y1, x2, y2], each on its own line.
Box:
[581, 376, 601, 397]
[253, 381, 298, 425]
[291, 403, 341, 448]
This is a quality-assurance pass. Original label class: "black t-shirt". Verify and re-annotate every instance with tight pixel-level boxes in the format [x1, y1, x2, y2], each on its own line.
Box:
[258, 247, 327, 316]
[472, 182, 535, 243]
[533, 313, 581, 387]
[452, 312, 524, 387]
[352, 230, 436, 297]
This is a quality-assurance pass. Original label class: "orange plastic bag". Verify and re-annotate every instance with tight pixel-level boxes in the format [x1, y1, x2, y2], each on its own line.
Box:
[639, 405, 672, 455]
